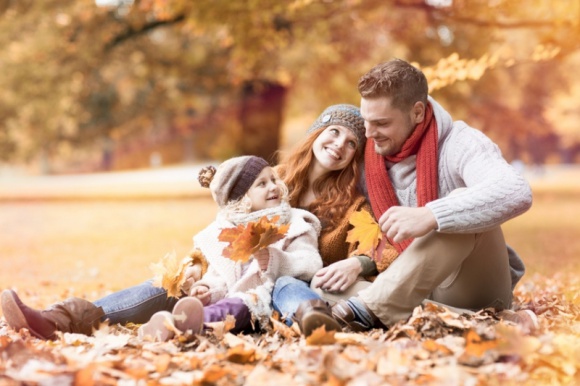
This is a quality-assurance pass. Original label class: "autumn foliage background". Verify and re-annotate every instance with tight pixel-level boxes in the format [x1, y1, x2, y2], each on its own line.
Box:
[1, 0, 580, 385]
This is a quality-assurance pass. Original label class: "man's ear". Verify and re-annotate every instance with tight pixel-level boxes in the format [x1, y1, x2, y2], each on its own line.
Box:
[411, 101, 425, 124]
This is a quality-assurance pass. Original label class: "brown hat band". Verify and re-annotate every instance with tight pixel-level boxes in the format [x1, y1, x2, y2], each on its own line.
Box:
[229, 157, 269, 201]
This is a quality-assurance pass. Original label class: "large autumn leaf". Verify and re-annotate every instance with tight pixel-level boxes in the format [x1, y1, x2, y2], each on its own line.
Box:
[218, 216, 289, 263]
[346, 209, 382, 258]
[150, 251, 194, 298]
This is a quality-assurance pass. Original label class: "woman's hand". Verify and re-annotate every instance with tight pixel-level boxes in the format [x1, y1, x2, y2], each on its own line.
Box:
[189, 285, 211, 306]
[312, 258, 362, 293]
[181, 264, 203, 295]
[253, 248, 270, 271]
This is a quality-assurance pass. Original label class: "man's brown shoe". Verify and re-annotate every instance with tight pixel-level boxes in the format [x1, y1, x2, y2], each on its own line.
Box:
[294, 299, 342, 337]
[331, 298, 385, 332]
[498, 309, 539, 334]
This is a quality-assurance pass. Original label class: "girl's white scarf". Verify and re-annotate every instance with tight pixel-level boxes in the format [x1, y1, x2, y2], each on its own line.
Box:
[222, 201, 292, 227]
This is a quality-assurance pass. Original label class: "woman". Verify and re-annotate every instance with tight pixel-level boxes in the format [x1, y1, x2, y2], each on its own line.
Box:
[1, 104, 397, 340]
[273, 104, 398, 336]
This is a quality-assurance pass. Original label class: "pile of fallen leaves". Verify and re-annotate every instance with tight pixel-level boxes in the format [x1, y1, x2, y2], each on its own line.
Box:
[1, 273, 579, 386]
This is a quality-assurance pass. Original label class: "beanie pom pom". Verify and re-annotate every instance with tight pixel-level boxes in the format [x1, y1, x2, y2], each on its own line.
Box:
[198, 165, 216, 188]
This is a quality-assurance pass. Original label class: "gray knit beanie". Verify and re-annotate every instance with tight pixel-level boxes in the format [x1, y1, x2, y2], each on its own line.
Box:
[198, 156, 269, 208]
[307, 104, 366, 148]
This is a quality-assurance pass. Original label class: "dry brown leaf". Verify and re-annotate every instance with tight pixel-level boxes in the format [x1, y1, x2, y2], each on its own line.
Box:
[74, 363, 98, 386]
[422, 339, 454, 356]
[219, 216, 289, 263]
[227, 344, 257, 364]
[463, 329, 498, 358]
[201, 365, 229, 383]
[150, 251, 193, 298]
[333, 332, 367, 345]
[458, 329, 500, 366]
[205, 314, 237, 340]
[153, 353, 172, 373]
[305, 326, 336, 345]
[270, 317, 299, 339]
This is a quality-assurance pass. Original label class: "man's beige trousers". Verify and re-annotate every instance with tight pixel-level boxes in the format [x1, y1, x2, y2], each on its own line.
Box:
[358, 227, 512, 326]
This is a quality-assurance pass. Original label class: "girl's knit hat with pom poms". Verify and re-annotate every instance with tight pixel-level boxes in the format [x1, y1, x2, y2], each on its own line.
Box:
[198, 156, 269, 208]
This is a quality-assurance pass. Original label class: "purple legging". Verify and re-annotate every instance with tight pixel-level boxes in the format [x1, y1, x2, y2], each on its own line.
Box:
[203, 297, 252, 333]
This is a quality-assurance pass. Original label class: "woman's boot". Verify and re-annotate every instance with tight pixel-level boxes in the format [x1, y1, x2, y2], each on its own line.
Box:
[1, 289, 105, 340]
[294, 299, 342, 337]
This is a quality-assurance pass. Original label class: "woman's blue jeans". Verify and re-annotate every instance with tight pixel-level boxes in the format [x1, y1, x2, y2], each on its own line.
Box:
[93, 280, 177, 325]
[272, 276, 320, 326]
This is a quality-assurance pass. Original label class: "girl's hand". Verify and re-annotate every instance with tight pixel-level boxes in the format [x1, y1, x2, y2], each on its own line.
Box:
[189, 285, 211, 306]
[253, 248, 270, 271]
[181, 264, 203, 295]
[312, 258, 362, 293]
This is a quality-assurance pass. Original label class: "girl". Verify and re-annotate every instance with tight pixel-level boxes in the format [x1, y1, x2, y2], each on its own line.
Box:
[151, 156, 324, 340]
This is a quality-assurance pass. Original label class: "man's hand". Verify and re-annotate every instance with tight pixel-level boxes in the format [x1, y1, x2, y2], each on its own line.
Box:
[189, 285, 211, 306]
[253, 248, 270, 271]
[312, 258, 362, 293]
[378, 206, 438, 243]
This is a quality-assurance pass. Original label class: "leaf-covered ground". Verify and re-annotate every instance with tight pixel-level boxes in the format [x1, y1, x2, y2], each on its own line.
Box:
[1, 169, 579, 385]
[1, 273, 579, 385]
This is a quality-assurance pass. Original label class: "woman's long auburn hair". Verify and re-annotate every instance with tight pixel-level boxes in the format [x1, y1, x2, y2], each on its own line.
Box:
[277, 127, 363, 228]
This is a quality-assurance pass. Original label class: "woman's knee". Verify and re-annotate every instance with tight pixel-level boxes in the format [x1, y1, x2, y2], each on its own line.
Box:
[273, 276, 307, 294]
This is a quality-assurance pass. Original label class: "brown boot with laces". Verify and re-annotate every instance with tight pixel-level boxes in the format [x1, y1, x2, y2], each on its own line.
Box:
[294, 299, 342, 337]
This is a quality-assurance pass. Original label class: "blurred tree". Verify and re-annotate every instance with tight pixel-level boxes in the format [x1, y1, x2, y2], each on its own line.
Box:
[0, 0, 578, 172]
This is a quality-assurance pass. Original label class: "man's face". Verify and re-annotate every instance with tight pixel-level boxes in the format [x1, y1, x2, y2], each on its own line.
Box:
[360, 97, 423, 157]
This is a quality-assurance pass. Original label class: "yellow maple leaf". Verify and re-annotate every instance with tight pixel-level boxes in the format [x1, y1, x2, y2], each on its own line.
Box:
[218, 216, 289, 263]
[346, 209, 382, 258]
[150, 251, 193, 298]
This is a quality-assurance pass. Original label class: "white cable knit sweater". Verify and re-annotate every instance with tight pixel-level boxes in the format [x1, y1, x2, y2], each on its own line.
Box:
[190, 206, 322, 325]
[362, 97, 533, 286]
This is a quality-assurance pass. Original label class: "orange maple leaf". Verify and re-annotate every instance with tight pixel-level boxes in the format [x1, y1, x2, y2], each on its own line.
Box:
[218, 216, 289, 263]
[346, 209, 382, 258]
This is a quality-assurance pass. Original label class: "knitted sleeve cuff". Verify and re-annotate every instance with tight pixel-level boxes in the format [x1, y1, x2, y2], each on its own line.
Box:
[425, 200, 454, 231]
[352, 255, 378, 276]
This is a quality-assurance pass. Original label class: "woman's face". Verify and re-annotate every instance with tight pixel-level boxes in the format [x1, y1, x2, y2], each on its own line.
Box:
[311, 125, 358, 174]
[246, 167, 283, 211]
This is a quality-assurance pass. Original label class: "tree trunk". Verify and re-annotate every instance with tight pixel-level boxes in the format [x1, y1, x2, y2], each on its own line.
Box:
[239, 81, 287, 164]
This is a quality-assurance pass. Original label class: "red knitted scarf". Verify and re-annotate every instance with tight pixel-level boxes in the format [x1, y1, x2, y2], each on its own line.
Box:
[365, 102, 439, 252]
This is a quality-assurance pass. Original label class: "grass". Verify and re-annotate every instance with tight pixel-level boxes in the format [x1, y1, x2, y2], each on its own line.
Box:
[0, 183, 578, 312]
[0, 198, 217, 309]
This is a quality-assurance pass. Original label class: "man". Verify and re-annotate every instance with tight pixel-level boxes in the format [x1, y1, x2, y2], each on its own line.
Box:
[331, 58, 534, 330]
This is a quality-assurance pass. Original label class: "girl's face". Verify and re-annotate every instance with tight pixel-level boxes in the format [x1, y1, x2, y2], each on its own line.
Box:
[246, 167, 283, 211]
[312, 125, 358, 174]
